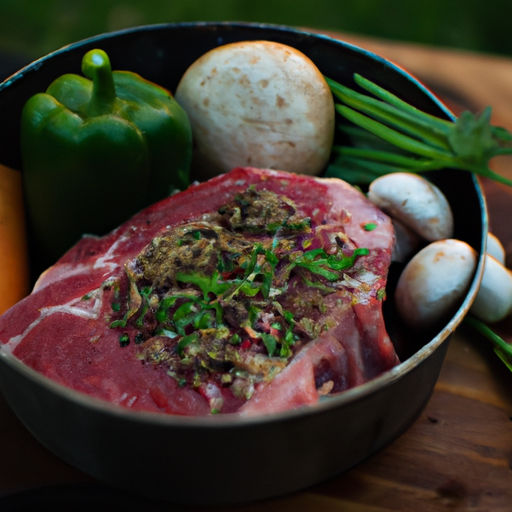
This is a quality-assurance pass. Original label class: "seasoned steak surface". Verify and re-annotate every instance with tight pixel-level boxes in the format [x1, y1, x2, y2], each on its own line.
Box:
[0, 168, 398, 416]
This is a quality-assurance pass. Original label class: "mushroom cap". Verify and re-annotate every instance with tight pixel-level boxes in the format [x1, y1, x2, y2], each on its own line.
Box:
[470, 253, 512, 323]
[368, 173, 453, 242]
[175, 40, 335, 180]
[486, 232, 506, 265]
[395, 239, 477, 329]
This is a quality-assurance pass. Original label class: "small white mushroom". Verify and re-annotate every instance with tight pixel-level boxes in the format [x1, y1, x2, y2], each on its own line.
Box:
[395, 239, 477, 329]
[486, 232, 506, 265]
[175, 40, 335, 180]
[470, 253, 512, 323]
[368, 173, 453, 242]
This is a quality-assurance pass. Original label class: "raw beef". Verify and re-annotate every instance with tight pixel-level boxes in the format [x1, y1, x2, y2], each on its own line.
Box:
[0, 167, 399, 416]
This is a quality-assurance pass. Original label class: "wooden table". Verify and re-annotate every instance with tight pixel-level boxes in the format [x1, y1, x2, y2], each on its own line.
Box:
[2, 32, 512, 511]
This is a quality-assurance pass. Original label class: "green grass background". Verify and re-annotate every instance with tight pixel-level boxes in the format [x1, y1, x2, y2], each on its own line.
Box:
[1, 0, 511, 64]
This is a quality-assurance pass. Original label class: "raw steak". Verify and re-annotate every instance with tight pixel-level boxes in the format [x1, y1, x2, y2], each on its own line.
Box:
[0, 167, 399, 416]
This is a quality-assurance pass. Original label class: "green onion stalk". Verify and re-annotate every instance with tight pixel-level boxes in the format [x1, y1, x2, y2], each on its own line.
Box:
[325, 73, 512, 187]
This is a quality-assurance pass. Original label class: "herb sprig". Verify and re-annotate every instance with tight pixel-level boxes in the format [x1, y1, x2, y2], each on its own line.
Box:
[325, 74, 512, 187]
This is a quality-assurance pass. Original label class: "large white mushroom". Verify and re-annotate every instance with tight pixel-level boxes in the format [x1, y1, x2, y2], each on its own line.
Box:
[175, 40, 335, 180]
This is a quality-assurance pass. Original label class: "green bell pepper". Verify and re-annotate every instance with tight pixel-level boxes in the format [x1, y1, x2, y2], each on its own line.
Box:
[21, 48, 192, 267]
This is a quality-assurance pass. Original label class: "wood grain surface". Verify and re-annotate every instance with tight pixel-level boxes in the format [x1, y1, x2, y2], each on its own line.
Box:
[1, 31, 512, 512]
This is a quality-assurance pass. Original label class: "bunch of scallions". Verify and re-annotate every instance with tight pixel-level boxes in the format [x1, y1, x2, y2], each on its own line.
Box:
[326, 73, 512, 371]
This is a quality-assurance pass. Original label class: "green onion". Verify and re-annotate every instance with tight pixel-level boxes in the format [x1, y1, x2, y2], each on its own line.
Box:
[325, 74, 512, 187]
[464, 316, 512, 371]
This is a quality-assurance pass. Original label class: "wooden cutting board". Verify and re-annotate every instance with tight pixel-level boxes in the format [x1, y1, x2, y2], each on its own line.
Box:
[1, 31, 512, 512]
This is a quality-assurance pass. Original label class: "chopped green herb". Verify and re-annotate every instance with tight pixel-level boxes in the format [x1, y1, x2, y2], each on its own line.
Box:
[291, 247, 369, 281]
[156, 296, 179, 323]
[286, 218, 312, 231]
[111, 302, 121, 312]
[364, 223, 377, 231]
[377, 288, 386, 301]
[119, 334, 130, 347]
[229, 333, 241, 345]
[217, 252, 237, 273]
[301, 276, 334, 294]
[134, 303, 150, 328]
[260, 332, 277, 357]
[266, 222, 282, 233]
[173, 301, 200, 335]
[110, 319, 127, 328]
[247, 304, 262, 329]
[176, 333, 199, 357]
[280, 310, 296, 358]
[327, 248, 369, 270]
[193, 309, 215, 329]
[125, 284, 153, 329]
[134, 333, 144, 344]
[177, 271, 230, 301]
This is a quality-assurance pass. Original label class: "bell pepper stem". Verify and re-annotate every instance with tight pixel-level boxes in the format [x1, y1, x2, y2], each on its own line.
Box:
[82, 49, 116, 116]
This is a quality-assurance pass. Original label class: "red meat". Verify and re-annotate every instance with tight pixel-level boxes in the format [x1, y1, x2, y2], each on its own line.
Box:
[0, 168, 398, 416]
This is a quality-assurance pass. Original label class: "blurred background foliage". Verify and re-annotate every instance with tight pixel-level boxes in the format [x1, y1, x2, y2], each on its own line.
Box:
[1, 0, 511, 75]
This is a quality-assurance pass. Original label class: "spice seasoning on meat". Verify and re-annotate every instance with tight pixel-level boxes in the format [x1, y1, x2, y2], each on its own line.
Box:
[108, 186, 371, 412]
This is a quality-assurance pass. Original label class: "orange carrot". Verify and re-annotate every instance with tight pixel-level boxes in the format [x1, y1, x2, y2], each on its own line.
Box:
[0, 163, 30, 315]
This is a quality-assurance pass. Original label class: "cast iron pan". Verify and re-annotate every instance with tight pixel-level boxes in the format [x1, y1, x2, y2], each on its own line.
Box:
[0, 22, 486, 505]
